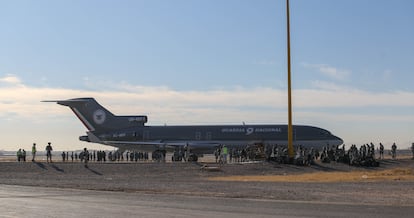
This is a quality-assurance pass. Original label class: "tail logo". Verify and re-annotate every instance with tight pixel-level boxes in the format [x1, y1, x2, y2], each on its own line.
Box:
[93, 109, 106, 125]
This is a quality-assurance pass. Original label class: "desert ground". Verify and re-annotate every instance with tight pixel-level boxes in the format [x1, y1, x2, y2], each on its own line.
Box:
[1, 154, 413, 206]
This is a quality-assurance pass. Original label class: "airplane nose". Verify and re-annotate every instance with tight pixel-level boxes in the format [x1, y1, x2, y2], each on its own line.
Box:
[334, 135, 344, 145]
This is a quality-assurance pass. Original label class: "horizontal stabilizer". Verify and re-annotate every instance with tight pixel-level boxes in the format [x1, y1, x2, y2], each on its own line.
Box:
[42, 98, 96, 106]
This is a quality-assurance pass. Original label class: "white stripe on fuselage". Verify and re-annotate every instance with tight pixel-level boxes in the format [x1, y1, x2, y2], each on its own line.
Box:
[73, 108, 95, 131]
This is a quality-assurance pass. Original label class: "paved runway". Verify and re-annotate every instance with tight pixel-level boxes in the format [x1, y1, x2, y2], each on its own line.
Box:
[1, 185, 413, 218]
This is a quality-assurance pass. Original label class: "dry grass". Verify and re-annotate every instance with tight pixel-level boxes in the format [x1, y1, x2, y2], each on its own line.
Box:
[208, 168, 414, 183]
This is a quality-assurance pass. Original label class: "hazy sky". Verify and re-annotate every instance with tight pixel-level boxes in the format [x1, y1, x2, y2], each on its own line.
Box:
[1, 0, 413, 151]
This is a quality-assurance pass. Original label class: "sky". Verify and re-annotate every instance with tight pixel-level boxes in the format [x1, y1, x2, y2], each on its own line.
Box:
[1, 0, 413, 151]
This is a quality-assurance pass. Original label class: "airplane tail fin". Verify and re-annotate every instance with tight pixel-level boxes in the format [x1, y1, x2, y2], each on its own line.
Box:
[43, 98, 147, 132]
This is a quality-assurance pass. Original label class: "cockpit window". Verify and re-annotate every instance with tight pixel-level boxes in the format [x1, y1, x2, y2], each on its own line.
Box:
[320, 129, 331, 135]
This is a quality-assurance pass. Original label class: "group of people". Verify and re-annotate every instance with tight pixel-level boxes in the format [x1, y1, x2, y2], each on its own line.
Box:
[16, 141, 414, 165]
[16, 148, 27, 162]
[16, 142, 54, 163]
[317, 142, 403, 166]
[16, 143, 38, 162]
[346, 144, 379, 166]
[60, 150, 91, 163]
[214, 145, 258, 164]
[56, 147, 90, 167]
[58, 150, 151, 163]
[16, 142, 89, 166]
[237, 142, 408, 167]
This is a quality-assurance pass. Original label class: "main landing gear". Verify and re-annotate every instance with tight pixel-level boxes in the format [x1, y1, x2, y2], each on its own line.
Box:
[171, 148, 198, 162]
[152, 150, 166, 162]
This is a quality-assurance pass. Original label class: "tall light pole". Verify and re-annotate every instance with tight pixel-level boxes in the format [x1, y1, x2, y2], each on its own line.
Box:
[286, 0, 294, 159]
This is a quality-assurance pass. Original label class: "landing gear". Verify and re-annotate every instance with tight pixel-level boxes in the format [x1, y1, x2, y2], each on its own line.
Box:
[169, 144, 200, 162]
[182, 144, 198, 162]
[152, 150, 166, 162]
[187, 153, 198, 162]
[172, 150, 183, 162]
[171, 151, 198, 162]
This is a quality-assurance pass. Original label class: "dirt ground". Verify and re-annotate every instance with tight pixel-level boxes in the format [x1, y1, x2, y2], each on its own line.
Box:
[1, 157, 414, 206]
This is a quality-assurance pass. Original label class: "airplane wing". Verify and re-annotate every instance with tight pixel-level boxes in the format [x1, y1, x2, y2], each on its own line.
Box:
[103, 140, 221, 148]
[83, 132, 221, 152]
[101, 140, 222, 155]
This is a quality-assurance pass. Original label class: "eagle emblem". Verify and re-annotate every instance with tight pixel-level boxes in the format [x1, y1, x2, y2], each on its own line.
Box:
[93, 109, 106, 125]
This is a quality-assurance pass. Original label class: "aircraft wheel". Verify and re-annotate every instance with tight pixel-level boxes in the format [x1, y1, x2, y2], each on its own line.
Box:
[188, 154, 198, 162]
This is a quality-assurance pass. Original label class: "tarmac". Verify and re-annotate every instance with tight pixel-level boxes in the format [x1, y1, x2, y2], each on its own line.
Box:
[2, 185, 414, 218]
[1, 156, 414, 217]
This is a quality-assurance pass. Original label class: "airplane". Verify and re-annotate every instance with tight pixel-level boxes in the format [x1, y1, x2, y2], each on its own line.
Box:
[44, 97, 343, 161]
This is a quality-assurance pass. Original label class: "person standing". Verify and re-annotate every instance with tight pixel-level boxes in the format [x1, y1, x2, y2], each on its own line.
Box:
[222, 145, 228, 164]
[379, 143, 384, 159]
[46, 142, 53, 163]
[411, 143, 414, 160]
[214, 148, 219, 163]
[391, 143, 397, 160]
[31, 143, 37, 162]
[17, 149, 22, 162]
[82, 148, 89, 167]
[22, 149, 26, 162]
[61, 151, 66, 162]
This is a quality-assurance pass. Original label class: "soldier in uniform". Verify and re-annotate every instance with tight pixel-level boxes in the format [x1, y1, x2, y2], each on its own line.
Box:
[22, 149, 26, 162]
[82, 148, 89, 167]
[379, 143, 384, 159]
[214, 148, 219, 163]
[391, 143, 397, 159]
[45, 142, 53, 163]
[61, 151, 66, 162]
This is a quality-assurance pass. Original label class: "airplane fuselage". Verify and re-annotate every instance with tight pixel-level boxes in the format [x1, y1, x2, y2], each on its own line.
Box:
[92, 124, 343, 154]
